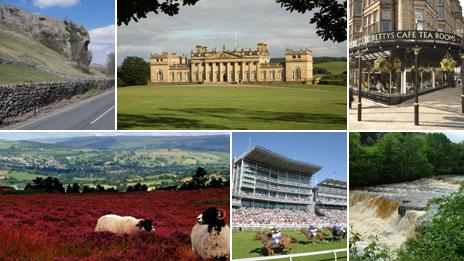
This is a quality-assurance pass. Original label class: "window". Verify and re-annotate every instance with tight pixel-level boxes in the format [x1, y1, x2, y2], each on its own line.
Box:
[381, 9, 391, 32]
[382, 9, 391, 20]
[456, 19, 461, 36]
[177, 72, 182, 81]
[170, 72, 174, 81]
[354, 1, 362, 16]
[271, 71, 275, 80]
[156, 71, 163, 81]
[294, 67, 301, 80]
[382, 21, 390, 32]
[415, 10, 424, 30]
[437, 0, 444, 20]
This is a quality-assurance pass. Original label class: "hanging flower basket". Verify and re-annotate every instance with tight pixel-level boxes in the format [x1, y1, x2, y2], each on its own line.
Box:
[373, 56, 390, 73]
[392, 58, 401, 73]
[440, 54, 457, 73]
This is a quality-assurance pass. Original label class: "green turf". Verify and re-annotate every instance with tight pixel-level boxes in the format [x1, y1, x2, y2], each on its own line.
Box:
[0, 64, 65, 84]
[232, 230, 347, 260]
[117, 85, 346, 130]
[314, 61, 347, 75]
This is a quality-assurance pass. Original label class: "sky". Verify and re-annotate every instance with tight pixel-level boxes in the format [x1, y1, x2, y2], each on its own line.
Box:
[232, 132, 347, 186]
[3, 0, 115, 65]
[117, 0, 347, 65]
[0, 132, 229, 140]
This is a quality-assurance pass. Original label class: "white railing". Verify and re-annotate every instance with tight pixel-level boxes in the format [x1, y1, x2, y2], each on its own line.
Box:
[233, 248, 347, 261]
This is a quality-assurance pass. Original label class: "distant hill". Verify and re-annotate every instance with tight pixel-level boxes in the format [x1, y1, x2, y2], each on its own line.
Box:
[0, 135, 230, 189]
[52, 135, 230, 152]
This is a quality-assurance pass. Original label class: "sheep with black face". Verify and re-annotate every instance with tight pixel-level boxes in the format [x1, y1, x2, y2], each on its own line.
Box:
[94, 214, 154, 235]
[190, 207, 230, 260]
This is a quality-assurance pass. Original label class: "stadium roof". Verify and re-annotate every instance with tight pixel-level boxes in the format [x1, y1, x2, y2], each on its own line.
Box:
[236, 146, 322, 177]
[317, 178, 346, 188]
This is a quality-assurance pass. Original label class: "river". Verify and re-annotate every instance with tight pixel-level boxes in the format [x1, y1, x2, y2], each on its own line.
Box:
[350, 176, 464, 252]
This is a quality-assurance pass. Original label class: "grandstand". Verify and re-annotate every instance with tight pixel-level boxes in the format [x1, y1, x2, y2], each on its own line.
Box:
[315, 178, 347, 211]
[232, 146, 321, 211]
[232, 146, 347, 229]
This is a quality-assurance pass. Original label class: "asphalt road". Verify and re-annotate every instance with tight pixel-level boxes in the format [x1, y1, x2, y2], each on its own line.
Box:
[10, 90, 115, 130]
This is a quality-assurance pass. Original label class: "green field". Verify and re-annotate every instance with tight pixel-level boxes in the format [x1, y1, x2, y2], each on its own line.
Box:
[0, 169, 46, 182]
[117, 85, 346, 130]
[314, 61, 346, 75]
[232, 230, 347, 260]
[0, 64, 65, 84]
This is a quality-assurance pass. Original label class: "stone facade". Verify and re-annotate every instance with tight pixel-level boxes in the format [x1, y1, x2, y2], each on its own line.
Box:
[150, 43, 313, 84]
[0, 79, 114, 122]
[349, 0, 463, 42]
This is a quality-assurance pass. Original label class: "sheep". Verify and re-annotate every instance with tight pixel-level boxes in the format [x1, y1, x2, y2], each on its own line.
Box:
[190, 207, 230, 260]
[94, 214, 154, 235]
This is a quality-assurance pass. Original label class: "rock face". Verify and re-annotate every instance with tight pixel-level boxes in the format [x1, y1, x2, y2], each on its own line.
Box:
[0, 4, 92, 66]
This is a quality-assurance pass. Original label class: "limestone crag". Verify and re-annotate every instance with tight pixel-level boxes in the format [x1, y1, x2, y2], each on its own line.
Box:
[0, 4, 92, 66]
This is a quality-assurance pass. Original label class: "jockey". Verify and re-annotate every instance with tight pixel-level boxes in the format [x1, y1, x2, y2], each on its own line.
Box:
[309, 225, 317, 237]
[271, 227, 282, 245]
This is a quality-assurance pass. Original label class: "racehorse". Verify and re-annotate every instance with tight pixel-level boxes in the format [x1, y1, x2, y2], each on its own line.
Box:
[300, 228, 327, 242]
[253, 232, 294, 256]
[330, 226, 346, 241]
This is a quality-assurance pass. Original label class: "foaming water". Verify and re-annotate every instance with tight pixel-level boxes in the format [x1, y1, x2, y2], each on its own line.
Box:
[350, 191, 425, 251]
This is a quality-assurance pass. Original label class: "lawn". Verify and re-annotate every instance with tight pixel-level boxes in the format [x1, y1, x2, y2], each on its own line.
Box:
[232, 230, 347, 260]
[117, 85, 346, 130]
[314, 61, 347, 75]
[0, 64, 65, 84]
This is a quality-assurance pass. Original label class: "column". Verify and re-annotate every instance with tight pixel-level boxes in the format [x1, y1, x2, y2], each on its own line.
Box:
[432, 69, 436, 88]
[248, 61, 252, 82]
[191, 63, 195, 82]
[256, 62, 261, 82]
[226, 62, 231, 82]
[219, 62, 223, 82]
[241, 62, 244, 81]
[212, 62, 216, 82]
[234, 62, 238, 82]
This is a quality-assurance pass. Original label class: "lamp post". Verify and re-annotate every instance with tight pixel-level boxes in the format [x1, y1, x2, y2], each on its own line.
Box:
[356, 50, 364, 121]
[461, 52, 464, 113]
[412, 46, 421, 126]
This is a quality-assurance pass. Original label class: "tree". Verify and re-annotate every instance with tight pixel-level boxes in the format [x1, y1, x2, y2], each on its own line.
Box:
[277, 0, 346, 42]
[66, 183, 80, 193]
[119, 56, 150, 86]
[118, 0, 200, 26]
[106, 52, 115, 77]
[25, 177, 65, 193]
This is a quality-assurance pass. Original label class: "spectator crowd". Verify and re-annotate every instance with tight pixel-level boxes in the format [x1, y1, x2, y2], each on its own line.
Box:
[232, 207, 346, 227]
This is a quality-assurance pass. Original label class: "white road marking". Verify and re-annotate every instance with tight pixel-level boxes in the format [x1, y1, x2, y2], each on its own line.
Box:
[12, 90, 114, 130]
[89, 105, 115, 125]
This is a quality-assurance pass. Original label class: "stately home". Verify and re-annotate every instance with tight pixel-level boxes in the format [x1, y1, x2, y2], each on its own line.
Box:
[150, 43, 313, 84]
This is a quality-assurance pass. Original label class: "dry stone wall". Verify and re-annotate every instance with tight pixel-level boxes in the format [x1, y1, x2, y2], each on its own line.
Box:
[0, 79, 114, 122]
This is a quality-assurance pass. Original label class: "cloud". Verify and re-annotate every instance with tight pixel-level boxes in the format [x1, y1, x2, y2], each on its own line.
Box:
[117, 0, 346, 64]
[89, 24, 115, 65]
[32, 0, 80, 9]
